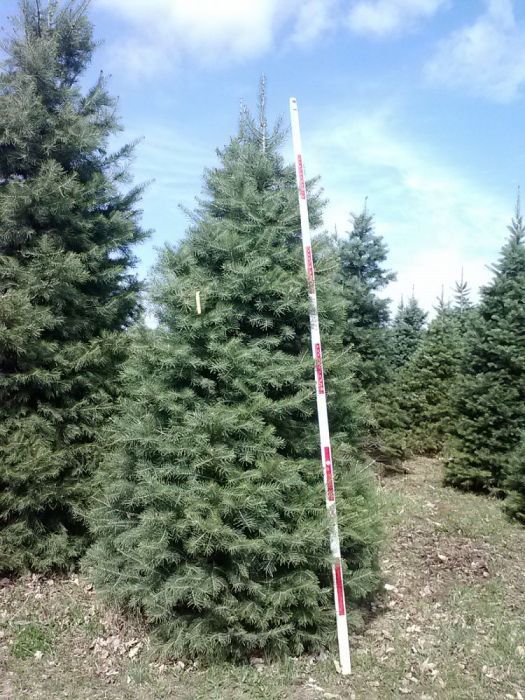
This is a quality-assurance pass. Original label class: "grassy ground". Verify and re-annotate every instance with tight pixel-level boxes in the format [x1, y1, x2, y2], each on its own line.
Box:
[1, 458, 524, 699]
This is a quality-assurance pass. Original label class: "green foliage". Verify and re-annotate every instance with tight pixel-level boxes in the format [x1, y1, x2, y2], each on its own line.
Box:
[0, 1, 146, 574]
[338, 205, 395, 390]
[390, 296, 427, 369]
[445, 205, 525, 494]
[504, 434, 525, 523]
[364, 293, 426, 467]
[334, 205, 407, 465]
[401, 298, 463, 455]
[85, 95, 381, 661]
[453, 273, 474, 329]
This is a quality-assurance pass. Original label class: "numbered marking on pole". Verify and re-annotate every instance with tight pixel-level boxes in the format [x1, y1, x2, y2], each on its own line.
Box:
[324, 446, 335, 502]
[333, 561, 346, 616]
[305, 245, 315, 294]
[297, 155, 306, 200]
[314, 343, 325, 395]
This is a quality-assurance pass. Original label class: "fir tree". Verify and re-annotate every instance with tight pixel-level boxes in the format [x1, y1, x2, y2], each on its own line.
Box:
[390, 295, 427, 368]
[85, 93, 381, 661]
[0, 1, 145, 574]
[401, 295, 463, 455]
[504, 433, 525, 523]
[452, 270, 474, 335]
[445, 203, 525, 493]
[338, 203, 395, 390]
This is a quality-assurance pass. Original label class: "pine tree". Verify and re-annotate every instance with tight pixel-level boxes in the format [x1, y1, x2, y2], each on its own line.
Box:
[85, 93, 381, 661]
[338, 204, 395, 390]
[453, 271, 473, 315]
[445, 203, 525, 493]
[0, 1, 145, 574]
[390, 295, 427, 368]
[504, 434, 525, 523]
[401, 295, 463, 455]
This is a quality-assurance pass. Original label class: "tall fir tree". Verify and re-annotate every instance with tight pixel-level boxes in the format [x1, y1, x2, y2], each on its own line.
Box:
[445, 202, 525, 494]
[0, 1, 145, 573]
[401, 295, 463, 455]
[85, 93, 381, 661]
[367, 293, 427, 465]
[390, 295, 427, 368]
[338, 204, 395, 390]
[453, 271, 473, 318]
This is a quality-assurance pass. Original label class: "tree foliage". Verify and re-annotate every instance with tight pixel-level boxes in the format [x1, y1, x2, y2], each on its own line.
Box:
[338, 205, 395, 390]
[504, 433, 525, 524]
[401, 297, 463, 455]
[445, 204, 525, 494]
[390, 295, 427, 369]
[85, 95, 381, 661]
[0, 0, 145, 574]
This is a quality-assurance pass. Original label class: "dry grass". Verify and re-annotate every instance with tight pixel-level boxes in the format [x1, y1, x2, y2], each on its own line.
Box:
[1, 458, 524, 699]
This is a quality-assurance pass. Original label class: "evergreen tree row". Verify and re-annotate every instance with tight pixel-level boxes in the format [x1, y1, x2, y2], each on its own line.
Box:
[2, 0, 524, 668]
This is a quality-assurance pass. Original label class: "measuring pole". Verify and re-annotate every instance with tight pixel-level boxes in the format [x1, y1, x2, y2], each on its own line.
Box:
[289, 97, 351, 676]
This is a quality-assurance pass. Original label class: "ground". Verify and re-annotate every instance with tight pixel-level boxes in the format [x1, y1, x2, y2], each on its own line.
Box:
[1, 458, 524, 699]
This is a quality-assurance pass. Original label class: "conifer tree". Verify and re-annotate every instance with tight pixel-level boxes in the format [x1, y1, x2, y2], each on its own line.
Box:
[390, 295, 427, 368]
[504, 434, 525, 523]
[445, 203, 525, 493]
[338, 204, 395, 390]
[85, 93, 381, 661]
[0, 1, 145, 573]
[401, 295, 462, 455]
[453, 271, 473, 317]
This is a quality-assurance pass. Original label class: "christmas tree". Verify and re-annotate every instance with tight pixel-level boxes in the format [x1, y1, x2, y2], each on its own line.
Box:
[445, 202, 525, 493]
[85, 92, 381, 661]
[338, 203, 395, 390]
[453, 271, 473, 323]
[390, 295, 427, 368]
[401, 295, 463, 455]
[0, 1, 145, 573]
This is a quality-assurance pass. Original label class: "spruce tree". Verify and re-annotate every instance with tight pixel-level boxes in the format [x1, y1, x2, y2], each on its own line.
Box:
[401, 296, 462, 455]
[390, 295, 427, 368]
[338, 204, 395, 390]
[0, 1, 145, 573]
[445, 203, 525, 493]
[85, 95, 381, 661]
[453, 271, 473, 320]
[504, 434, 525, 523]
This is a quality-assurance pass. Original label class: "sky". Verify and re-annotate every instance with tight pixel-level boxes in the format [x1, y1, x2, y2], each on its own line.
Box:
[2, 0, 525, 314]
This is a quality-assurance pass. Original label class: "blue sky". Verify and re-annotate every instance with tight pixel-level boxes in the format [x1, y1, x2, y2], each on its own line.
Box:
[2, 0, 525, 313]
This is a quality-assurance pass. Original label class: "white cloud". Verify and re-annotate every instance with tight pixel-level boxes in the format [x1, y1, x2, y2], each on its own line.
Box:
[300, 107, 509, 313]
[425, 0, 525, 101]
[347, 0, 448, 38]
[94, 0, 447, 75]
[291, 0, 338, 45]
[94, 0, 331, 74]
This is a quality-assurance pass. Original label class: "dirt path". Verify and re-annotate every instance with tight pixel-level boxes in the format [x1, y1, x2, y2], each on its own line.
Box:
[1, 458, 524, 699]
[350, 457, 525, 698]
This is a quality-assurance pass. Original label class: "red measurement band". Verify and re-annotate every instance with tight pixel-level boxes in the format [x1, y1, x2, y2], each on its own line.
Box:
[324, 446, 335, 502]
[305, 245, 315, 294]
[314, 343, 325, 394]
[297, 154, 306, 199]
[334, 562, 346, 616]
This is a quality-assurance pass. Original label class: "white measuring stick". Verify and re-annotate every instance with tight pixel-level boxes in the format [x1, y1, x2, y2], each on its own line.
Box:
[289, 97, 351, 676]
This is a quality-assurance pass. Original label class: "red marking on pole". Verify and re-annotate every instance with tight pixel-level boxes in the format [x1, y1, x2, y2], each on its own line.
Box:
[305, 245, 315, 294]
[297, 155, 306, 200]
[324, 446, 335, 502]
[334, 562, 346, 616]
[314, 343, 325, 394]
